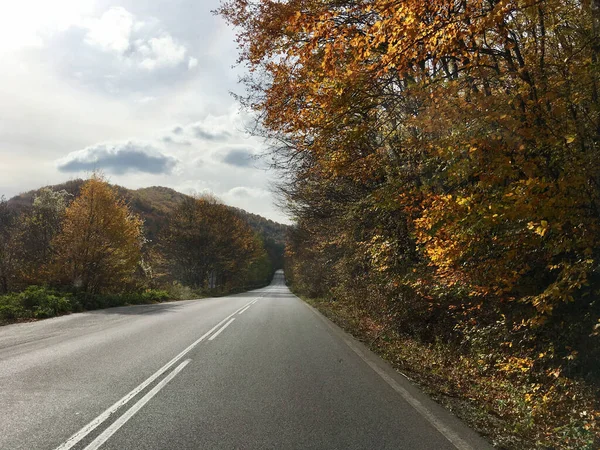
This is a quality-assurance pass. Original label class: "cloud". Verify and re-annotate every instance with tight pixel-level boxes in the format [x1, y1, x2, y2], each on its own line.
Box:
[220, 147, 256, 168]
[163, 120, 234, 143]
[80, 7, 188, 72]
[188, 57, 199, 70]
[191, 124, 231, 141]
[227, 187, 271, 199]
[56, 141, 178, 175]
[0, 0, 288, 223]
[161, 135, 191, 146]
[136, 34, 187, 70]
[83, 7, 134, 54]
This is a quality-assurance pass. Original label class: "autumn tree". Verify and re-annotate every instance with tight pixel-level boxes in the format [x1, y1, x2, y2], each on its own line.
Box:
[51, 175, 144, 294]
[220, 0, 600, 336]
[220, 1, 600, 443]
[160, 195, 270, 290]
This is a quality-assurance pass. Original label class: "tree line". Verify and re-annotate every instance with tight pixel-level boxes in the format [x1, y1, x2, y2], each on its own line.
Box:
[0, 175, 275, 320]
[219, 0, 599, 447]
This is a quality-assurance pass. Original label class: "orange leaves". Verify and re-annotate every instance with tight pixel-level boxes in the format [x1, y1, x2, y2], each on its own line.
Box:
[51, 174, 144, 294]
[497, 356, 535, 375]
[220, 0, 600, 340]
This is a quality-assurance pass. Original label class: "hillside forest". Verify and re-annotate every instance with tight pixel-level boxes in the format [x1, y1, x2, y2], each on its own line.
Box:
[0, 175, 286, 321]
[218, 0, 600, 448]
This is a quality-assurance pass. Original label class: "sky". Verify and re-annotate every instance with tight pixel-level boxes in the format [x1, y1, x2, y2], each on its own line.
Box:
[0, 0, 289, 223]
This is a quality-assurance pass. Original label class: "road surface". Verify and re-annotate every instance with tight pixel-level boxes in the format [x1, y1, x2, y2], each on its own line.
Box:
[0, 271, 492, 449]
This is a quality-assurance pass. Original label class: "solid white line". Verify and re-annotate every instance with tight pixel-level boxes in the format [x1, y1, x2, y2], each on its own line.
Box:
[238, 305, 252, 315]
[208, 318, 235, 341]
[251, 299, 259, 305]
[54, 299, 255, 450]
[83, 359, 191, 450]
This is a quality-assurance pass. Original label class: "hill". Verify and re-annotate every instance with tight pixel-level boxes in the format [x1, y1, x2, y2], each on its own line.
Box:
[7, 180, 287, 269]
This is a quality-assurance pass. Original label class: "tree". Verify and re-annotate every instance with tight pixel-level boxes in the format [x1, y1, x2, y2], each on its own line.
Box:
[51, 175, 144, 294]
[160, 195, 269, 290]
[220, 0, 600, 330]
[219, 5, 600, 441]
[0, 196, 20, 293]
[18, 188, 70, 284]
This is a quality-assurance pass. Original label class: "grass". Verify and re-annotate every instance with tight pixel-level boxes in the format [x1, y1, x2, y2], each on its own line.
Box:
[299, 294, 599, 450]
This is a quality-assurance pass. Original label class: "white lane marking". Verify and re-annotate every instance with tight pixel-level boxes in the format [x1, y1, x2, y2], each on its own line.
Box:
[303, 303, 478, 450]
[208, 318, 235, 341]
[238, 305, 252, 315]
[83, 359, 191, 450]
[55, 299, 255, 450]
[251, 299, 259, 305]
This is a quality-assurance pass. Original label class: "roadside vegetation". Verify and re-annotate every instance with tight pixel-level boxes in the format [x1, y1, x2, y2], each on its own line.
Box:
[219, 0, 600, 448]
[0, 175, 285, 324]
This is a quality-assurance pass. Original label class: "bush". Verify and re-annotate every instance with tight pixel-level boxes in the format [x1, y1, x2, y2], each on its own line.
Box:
[0, 293, 29, 321]
[19, 286, 74, 318]
[165, 281, 199, 300]
[122, 289, 170, 305]
[0, 286, 74, 321]
[0, 286, 171, 325]
[73, 289, 170, 310]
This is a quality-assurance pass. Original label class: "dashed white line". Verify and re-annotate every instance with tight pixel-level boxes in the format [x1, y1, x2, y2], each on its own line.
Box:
[83, 359, 191, 450]
[208, 318, 235, 341]
[54, 298, 255, 450]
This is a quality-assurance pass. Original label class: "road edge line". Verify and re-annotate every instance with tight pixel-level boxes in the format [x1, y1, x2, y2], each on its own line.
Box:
[301, 300, 483, 450]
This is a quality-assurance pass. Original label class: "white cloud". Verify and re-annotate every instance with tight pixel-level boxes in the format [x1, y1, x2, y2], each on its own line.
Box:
[163, 109, 248, 143]
[137, 96, 157, 104]
[226, 187, 271, 199]
[137, 34, 187, 70]
[83, 7, 134, 54]
[79, 7, 188, 71]
[0, 0, 95, 52]
[188, 57, 198, 70]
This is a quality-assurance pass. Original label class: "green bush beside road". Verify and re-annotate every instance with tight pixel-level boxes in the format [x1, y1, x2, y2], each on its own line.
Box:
[0, 286, 171, 324]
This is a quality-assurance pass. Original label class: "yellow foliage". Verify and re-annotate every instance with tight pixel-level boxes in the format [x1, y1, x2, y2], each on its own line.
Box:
[51, 174, 143, 293]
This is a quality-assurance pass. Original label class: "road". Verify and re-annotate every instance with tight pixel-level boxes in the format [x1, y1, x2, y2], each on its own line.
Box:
[0, 271, 492, 450]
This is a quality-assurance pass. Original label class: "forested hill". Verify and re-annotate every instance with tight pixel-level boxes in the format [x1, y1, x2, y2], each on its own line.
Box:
[7, 180, 287, 269]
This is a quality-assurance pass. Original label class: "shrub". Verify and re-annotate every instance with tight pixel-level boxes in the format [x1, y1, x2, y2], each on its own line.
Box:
[0, 286, 75, 321]
[1, 286, 171, 324]
[123, 290, 170, 305]
[72, 289, 170, 310]
[0, 293, 29, 321]
[19, 286, 74, 318]
[165, 281, 199, 300]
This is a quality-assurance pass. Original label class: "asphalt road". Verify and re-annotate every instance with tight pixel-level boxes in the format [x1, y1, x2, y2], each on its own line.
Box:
[0, 271, 493, 450]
